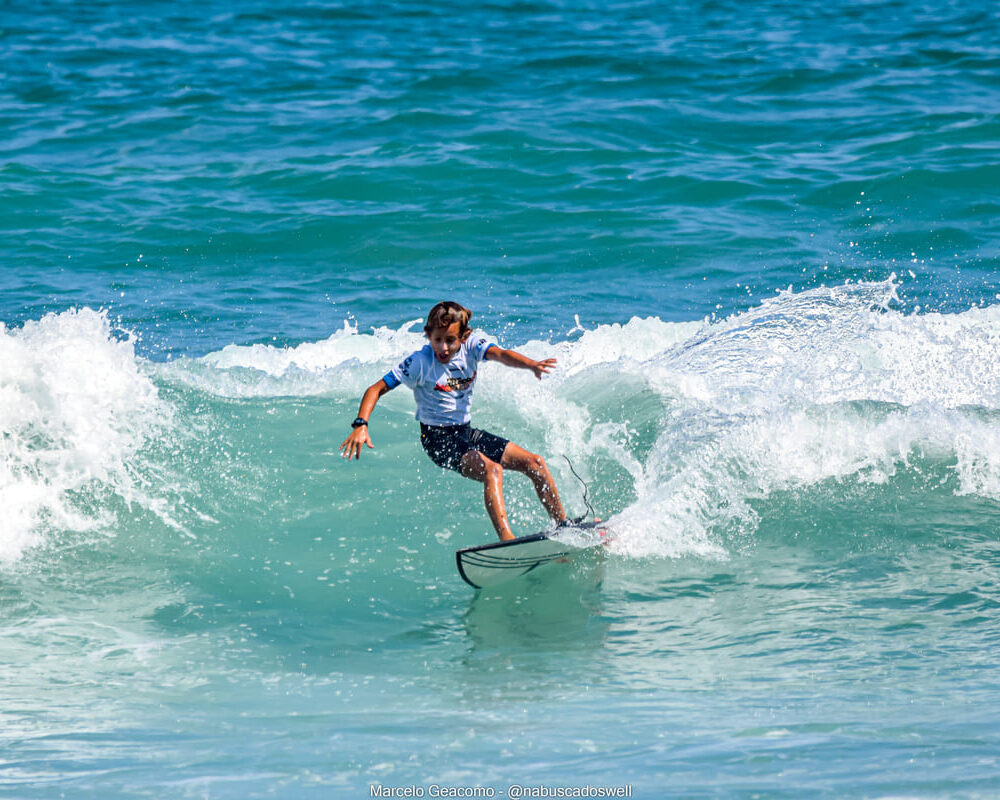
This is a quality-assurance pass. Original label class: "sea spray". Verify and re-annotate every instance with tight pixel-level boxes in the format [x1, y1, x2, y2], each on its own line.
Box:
[0, 308, 174, 562]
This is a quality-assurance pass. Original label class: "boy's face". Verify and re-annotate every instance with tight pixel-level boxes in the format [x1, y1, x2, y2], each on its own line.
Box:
[427, 322, 464, 363]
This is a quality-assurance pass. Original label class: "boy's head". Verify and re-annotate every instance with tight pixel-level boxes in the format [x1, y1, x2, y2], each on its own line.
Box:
[424, 301, 472, 338]
[424, 301, 472, 364]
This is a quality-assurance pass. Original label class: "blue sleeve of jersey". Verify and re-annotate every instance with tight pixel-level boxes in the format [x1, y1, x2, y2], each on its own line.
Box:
[387, 348, 425, 390]
[469, 333, 498, 364]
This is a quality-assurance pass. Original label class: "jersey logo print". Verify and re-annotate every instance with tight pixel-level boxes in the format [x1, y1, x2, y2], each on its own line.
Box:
[434, 370, 476, 393]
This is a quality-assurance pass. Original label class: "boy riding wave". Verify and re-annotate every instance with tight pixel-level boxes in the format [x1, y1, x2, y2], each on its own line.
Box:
[340, 301, 581, 541]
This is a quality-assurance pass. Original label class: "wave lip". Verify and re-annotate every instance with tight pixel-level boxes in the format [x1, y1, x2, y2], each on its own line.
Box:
[158, 319, 428, 398]
[651, 279, 1000, 411]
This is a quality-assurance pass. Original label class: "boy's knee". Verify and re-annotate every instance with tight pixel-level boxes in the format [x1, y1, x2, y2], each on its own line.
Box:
[468, 451, 503, 480]
[526, 453, 547, 474]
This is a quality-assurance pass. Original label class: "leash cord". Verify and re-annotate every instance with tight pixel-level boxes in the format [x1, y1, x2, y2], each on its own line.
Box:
[562, 455, 595, 521]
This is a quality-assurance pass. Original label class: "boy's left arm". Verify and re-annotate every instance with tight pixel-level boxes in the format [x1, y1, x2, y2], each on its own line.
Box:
[484, 346, 556, 380]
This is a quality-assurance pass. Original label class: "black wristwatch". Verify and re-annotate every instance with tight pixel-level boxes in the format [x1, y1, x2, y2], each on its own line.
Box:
[351, 417, 368, 429]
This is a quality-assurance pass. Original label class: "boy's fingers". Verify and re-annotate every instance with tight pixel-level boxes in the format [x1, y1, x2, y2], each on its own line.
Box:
[339, 434, 367, 459]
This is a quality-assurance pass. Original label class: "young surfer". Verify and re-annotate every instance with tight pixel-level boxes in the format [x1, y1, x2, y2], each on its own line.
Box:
[340, 301, 581, 541]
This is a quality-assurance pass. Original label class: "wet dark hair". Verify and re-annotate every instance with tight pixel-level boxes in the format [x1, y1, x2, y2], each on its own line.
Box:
[424, 301, 472, 338]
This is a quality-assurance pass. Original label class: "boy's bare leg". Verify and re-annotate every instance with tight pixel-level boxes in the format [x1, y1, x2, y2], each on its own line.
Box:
[460, 451, 515, 541]
[500, 442, 567, 523]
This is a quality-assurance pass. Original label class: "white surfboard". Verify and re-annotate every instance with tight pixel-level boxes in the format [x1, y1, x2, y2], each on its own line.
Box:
[455, 521, 610, 589]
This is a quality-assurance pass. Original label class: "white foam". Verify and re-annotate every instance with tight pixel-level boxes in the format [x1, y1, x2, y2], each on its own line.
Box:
[647, 280, 1000, 411]
[0, 308, 172, 563]
[605, 281, 1000, 557]
[202, 319, 425, 375]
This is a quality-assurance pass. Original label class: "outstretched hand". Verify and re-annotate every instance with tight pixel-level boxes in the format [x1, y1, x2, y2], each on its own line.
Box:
[531, 358, 557, 380]
[339, 426, 374, 460]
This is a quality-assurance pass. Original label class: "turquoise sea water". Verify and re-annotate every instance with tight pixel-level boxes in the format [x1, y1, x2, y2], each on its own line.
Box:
[3, 1, 1000, 797]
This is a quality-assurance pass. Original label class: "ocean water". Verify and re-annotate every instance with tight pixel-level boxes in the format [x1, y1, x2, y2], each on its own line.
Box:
[3, 0, 1000, 797]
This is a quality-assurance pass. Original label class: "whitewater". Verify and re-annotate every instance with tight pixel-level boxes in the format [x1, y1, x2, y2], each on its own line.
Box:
[7, 279, 1000, 566]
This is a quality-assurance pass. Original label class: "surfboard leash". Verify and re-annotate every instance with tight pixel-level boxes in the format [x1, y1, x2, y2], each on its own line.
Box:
[562, 455, 596, 522]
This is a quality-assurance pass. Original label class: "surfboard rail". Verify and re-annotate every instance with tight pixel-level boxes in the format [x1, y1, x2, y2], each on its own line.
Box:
[455, 522, 608, 589]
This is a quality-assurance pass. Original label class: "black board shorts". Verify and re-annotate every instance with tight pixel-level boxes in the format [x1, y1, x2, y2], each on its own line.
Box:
[420, 423, 510, 473]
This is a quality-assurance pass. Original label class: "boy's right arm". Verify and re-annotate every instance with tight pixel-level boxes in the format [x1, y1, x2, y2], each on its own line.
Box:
[339, 379, 391, 460]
